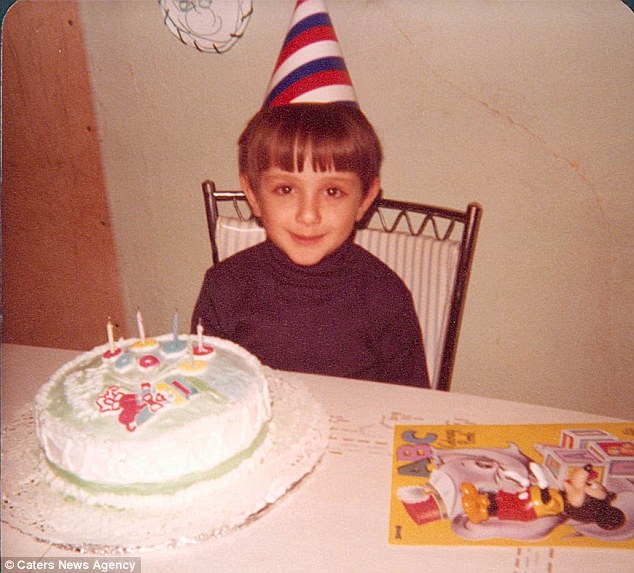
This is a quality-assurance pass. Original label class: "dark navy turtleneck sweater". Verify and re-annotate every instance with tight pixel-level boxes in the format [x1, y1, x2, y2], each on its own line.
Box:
[191, 238, 429, 388]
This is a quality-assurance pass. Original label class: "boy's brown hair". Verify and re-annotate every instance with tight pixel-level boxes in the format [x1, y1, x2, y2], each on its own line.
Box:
[238, 103, 383, 195]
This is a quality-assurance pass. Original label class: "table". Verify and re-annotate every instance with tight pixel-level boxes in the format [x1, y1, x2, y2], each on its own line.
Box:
[1, 344, 631, 572]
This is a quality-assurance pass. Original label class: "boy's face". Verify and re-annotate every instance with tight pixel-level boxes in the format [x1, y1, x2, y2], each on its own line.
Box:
[241, 158, 380, 266]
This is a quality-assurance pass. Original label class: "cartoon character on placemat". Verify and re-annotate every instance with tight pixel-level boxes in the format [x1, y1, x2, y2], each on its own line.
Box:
[397, 439, 634, 542]
[457, 462, 626, 538]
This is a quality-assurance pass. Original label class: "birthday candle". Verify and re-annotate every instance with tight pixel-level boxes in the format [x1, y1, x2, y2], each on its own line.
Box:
[197, 320, 204, 351]
[172, 310, 179, 341]
[107, 317, 115, 352]
[136, 309, 146, 343]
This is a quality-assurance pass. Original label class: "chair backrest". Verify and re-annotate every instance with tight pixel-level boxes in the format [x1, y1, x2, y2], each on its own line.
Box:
[202, 180, 482, 391]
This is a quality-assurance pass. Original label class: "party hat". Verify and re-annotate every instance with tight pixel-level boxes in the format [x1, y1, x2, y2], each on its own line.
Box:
[263, 0, 358, 108]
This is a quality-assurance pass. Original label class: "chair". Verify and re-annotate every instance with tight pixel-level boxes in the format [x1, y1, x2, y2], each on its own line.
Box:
[202, 180, 482, 391]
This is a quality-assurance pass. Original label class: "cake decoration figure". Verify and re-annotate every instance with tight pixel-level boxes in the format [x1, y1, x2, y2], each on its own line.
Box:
[179, 340, 208, 374]
[114, 351, 134, 372]
[138, 354, 161, 371]
[96, 385, 145, 433]
[92, 314, 221, 431]
[156, 378, 200, 406]
[94, 375, 207, 432]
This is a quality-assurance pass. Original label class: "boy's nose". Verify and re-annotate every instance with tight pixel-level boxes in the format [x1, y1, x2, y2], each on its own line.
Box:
[296, 195, 321, 225]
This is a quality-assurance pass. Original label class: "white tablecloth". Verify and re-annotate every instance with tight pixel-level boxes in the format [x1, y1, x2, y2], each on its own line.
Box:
[1, 344, 630, 572]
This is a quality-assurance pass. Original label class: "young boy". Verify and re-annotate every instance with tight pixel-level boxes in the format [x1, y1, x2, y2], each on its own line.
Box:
[191, 0, 429, 388]
[192, 103, 429, 388]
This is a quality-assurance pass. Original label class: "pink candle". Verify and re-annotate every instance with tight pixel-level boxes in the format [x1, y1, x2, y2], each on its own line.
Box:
[136, 310, 146, 343]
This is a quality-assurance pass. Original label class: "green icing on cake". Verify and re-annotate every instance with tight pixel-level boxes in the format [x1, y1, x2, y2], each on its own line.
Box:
[36, 334, 272, 503]
[46, 422, 269, 498]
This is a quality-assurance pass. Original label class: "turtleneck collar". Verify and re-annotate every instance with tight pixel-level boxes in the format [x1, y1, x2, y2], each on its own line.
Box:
[264, 236, 356, 293]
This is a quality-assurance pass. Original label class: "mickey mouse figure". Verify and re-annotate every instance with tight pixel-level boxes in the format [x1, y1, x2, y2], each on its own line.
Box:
[561, 463, 625, 530]
[461, 462, 625, 531]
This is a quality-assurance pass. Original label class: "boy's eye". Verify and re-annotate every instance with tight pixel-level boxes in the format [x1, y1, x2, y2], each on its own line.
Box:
[325, 187, 344, 198]
[273, 185, 293, 196]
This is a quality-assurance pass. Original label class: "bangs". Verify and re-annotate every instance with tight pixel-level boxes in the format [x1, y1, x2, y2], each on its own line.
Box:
[266, 128, 368, 175]
[239, 104, 382, 193]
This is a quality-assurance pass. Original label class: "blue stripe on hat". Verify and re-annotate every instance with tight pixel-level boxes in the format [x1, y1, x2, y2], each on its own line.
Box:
[285, 12, 332, 44]
[264, 56, 347, 107]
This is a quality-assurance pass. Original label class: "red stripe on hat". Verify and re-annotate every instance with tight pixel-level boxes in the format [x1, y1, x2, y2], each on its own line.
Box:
[268, 69, 352, 107]
[274, 26, 338, 71]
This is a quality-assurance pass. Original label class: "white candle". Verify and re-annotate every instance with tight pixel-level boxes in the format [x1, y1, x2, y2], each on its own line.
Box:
[197, 320, 204, 351]
[107, 318, 115, 352]
[136, 310, 146, 343]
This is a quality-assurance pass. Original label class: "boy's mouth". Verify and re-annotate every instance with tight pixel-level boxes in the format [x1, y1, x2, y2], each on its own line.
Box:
[289, 232, 324, 246]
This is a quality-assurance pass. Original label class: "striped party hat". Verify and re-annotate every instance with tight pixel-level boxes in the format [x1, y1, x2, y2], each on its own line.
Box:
[263, 0, 358, 108]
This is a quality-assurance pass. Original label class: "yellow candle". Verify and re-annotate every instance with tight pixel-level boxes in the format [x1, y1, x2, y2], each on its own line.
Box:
[107, 318, 115, 352]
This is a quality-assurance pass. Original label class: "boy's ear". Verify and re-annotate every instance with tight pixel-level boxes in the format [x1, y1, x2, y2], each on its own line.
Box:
[356, 178, 381, 222]
[240, 174, 262, 218]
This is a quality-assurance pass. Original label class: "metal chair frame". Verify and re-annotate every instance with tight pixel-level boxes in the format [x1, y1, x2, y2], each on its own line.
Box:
[202, 179, 482, 391]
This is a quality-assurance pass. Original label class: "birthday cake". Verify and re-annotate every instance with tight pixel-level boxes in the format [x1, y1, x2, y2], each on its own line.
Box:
[34, 330, 272, 508]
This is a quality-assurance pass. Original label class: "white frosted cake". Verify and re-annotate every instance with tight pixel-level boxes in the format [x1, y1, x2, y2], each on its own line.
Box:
[35, 333, 271, 507]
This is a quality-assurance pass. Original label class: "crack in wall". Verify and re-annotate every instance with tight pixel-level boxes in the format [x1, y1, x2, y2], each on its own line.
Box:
[379, 2, 611, 236]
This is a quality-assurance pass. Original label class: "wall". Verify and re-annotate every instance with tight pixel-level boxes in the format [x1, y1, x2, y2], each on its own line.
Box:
[2, 0, 128, 349]
[70, 0, 633, 418]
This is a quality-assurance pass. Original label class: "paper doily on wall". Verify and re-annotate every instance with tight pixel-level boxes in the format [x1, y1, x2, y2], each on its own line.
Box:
[159, 0, 253, 53]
